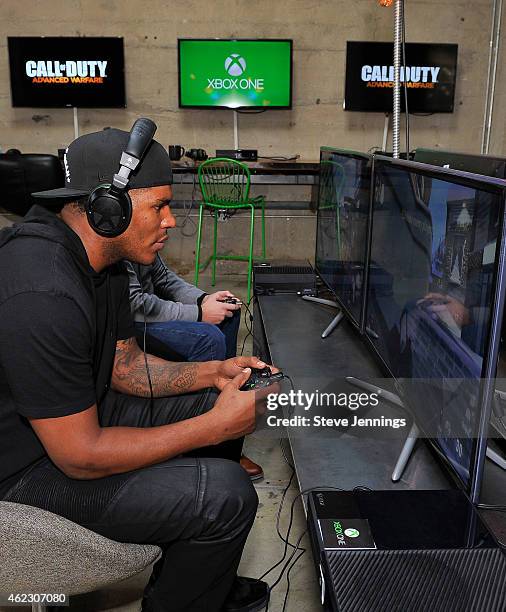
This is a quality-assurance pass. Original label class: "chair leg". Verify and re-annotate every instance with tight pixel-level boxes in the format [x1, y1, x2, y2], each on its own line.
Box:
[194, 204, 204, 286]
[212, 211, 218, 287]
[247, 206, 255, 303]
[261, 201, 266, 259]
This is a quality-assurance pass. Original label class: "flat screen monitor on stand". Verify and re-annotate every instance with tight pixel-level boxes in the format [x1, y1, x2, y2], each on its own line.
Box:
[357, 156, 506, 501]
[307, 148, 373, 337]
[413, 148, 506, 470]
[307, 156, 506, 610]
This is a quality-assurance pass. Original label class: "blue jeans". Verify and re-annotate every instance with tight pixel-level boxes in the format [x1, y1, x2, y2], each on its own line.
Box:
[135, 309, 241, 362]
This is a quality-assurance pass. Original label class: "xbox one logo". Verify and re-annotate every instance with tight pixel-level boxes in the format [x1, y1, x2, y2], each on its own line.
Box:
[344, 528, 360, 538]
[225, 54, 246, 76]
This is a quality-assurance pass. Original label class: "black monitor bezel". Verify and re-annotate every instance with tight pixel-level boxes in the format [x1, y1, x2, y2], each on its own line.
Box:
[177, 38, 293, 110]
[7, 36, 126, 109]
[365, 155, 506, 498]
[414, 148, 506, 180]
[314, 147, 374, 333]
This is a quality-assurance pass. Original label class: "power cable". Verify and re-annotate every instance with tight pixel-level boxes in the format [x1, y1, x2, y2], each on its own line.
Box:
[139, 273, 155, 426]
[261, 484, 374, 609]
[240, 296, 255, 355]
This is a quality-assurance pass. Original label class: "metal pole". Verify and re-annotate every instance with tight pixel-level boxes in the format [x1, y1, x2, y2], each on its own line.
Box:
[392, 0, 403, 159]
[233, 110, 239, 150]
[73, 107, 79, 140]
[382, 113, 390, 152]
[482, 0, 503, 154]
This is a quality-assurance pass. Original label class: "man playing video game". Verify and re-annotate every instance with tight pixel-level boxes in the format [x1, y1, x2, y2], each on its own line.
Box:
[0, 120, 271, 612]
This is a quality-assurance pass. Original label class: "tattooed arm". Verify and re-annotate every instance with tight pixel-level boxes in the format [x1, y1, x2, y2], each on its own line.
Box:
[30, 367, 256, 478]
[111, 337, 219, 397]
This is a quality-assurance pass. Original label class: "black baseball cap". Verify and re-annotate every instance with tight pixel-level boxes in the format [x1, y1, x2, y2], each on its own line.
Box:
[33, 127, 173, 200]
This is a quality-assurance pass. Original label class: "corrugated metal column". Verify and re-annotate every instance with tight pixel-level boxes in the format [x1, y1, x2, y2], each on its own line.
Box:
[392, 0, 403, 158]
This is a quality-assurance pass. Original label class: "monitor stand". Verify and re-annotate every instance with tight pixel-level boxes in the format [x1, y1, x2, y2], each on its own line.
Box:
[348, 378, 506, 476]
[301, 295, 343, 338]
[345, 376, 419, 482]
[487, 441, 506, 470]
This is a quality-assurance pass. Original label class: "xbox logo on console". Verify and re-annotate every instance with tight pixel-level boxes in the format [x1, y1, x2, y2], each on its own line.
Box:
[225, 54, 246, 76]
[344, 528, 360, 538]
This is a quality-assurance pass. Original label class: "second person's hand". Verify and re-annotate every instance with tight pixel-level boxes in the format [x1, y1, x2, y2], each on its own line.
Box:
[202, 291, 241, 324]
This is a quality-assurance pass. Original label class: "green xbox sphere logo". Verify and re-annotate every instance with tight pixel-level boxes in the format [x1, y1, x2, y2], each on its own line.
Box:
[344, 528, 360, 538]
[225, 54, 247, 76]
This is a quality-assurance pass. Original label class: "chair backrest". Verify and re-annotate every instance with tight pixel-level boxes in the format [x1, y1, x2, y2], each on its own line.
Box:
[0, 500, 161, 595]
[198, 158, 251, 207]
[0, 153, 65, 216]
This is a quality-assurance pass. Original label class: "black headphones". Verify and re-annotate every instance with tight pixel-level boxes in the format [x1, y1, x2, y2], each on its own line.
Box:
[86, 118, 157, 238]
[185, 148, 208, 162]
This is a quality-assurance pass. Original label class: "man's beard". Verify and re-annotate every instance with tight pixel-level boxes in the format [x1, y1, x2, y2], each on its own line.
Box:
[101, 239, 125, 265]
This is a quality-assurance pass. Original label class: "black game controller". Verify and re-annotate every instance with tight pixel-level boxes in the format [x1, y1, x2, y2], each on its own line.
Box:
[240, 367, 285, 391]
[219, 297, 242, 305]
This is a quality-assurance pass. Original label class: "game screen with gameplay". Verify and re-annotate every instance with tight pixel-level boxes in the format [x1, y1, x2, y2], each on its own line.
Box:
[366, 157, 504, 489]
[315, 148, 373, 329]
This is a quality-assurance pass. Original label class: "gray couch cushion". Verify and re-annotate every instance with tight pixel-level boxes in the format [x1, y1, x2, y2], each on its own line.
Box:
[0, 501, 161, 594]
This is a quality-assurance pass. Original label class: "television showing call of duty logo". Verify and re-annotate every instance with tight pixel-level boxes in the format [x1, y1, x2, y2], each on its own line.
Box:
[345, 41, 458, 113]
[178, 39, 293, 109]
[8, 37, 126, 108]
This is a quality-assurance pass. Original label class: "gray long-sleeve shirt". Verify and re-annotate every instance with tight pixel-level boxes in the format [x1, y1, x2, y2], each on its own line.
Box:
[125, 256, 205, 323]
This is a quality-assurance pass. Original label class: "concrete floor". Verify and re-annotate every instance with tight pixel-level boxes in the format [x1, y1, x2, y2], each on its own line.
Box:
[0, 249, 322, 612]
[196, 269, 321, 612]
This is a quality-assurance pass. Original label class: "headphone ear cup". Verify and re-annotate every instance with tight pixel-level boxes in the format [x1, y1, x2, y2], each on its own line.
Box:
[86, 185, 132, 238]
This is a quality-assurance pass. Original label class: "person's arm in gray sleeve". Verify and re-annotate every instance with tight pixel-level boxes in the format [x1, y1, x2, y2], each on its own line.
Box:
[125, 260, 201, 323]
[150, 255, 205, 304]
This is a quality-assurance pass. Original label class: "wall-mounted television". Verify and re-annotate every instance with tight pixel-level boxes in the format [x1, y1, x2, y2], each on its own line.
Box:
[178, 39, 292, 109]
[344, 41, 458, 113]
[8, 37, 126, 108]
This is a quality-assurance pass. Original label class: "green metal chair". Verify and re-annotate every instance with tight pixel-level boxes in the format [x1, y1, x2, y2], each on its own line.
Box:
[194, 158, 266, 302]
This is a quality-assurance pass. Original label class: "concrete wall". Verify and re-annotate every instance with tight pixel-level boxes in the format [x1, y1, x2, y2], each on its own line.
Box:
[1, 0, 504, 270]
[0, 0, 504, 158]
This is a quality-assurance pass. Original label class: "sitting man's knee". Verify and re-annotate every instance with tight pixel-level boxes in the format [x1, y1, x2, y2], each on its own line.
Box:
[199, 324, 227, 361]
[205, 459, 258, 524]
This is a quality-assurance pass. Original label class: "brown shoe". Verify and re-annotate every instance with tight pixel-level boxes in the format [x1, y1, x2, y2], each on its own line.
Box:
[240, 455, 264, 481]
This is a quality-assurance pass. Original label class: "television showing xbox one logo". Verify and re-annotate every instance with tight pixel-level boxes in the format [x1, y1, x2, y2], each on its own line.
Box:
[178, 39, 292, 109]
